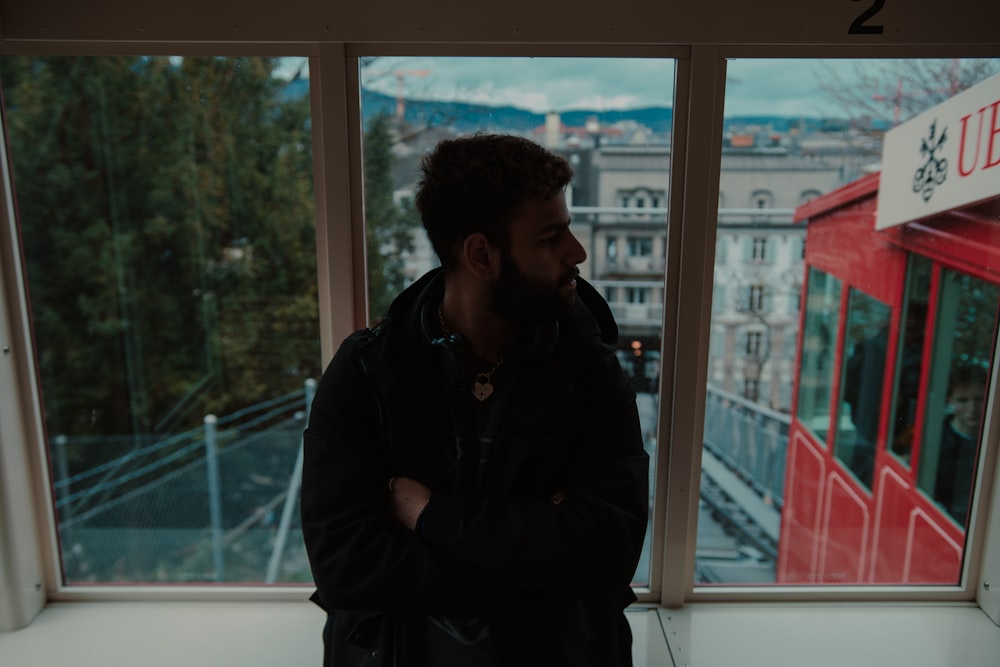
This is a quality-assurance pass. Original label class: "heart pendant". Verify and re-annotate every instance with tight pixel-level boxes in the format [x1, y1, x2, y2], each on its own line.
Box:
[472, 381, 494, 401]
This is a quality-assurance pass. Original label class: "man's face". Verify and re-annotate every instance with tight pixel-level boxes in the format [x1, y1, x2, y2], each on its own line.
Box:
[949, 382, 984, 437]
[489, 192, 587, 321]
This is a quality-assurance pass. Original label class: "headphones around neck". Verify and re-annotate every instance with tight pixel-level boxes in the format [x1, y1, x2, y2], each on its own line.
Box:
[422, 302, 559, 388]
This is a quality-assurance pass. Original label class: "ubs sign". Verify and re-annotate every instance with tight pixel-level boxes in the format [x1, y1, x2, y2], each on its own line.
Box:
[876, 72, 1000, 230]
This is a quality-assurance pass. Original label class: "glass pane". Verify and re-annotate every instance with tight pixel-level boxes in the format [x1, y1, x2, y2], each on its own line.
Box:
[1, 56, 318, 584]
[916, 269, 999, 527]
[698, 57, 1000, 586]
[359, 56, 675, 588]
[796, 268, 842, 444]
[835, 288, 891, 490]
[888, 255, 932, 465]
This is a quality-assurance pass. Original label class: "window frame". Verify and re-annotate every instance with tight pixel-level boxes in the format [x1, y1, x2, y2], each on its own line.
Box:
[0, 33, 997, 624]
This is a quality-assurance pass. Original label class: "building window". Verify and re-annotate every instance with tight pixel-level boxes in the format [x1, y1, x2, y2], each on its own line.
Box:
[752, 190, 774, 209]
[752, 237, 768, 263]
[748, 284, 766, 312]
[746, 330, 764, 358]
[800, 189, 822, 204]
[627, 236, 653, 257]
[606, 236, 618, 261]
[626, 286, 650, 304]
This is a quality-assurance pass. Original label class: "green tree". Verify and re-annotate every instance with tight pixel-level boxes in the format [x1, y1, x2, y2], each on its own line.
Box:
[0, 56, 319, 448]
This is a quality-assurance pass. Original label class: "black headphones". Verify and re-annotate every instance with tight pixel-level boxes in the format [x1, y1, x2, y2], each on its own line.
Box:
[421, 302, 559, 388]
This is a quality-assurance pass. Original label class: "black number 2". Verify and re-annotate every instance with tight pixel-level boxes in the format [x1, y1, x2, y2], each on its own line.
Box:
[849, 0, 885, 34]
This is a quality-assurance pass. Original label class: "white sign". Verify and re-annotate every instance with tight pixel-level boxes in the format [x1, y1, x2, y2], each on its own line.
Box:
[876, 72, 1000, 230]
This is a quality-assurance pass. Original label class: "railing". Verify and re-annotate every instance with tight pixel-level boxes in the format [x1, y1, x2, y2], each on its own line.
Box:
[568, 205, 796, 227]
[47, 377, 790, 585]
[702, 384, 790, 508]
[49, 379, 316, 584]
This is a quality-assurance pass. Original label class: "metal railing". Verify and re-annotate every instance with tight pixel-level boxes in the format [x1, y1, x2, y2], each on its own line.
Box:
[49, 379, 316, 584]
[702, 384, 791, 508]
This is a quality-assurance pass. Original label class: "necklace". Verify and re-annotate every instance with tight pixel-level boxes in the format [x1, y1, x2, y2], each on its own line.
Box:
[439, 304, 504, 401]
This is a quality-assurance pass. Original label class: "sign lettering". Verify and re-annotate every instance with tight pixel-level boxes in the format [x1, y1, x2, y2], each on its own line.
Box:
[876, 73, 1000, 230]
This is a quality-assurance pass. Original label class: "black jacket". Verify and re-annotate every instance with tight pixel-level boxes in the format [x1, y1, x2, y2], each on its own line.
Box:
[301, 269, 649, 666]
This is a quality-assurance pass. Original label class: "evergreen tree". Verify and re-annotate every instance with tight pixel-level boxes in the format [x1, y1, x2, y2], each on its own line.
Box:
[0, 56, 319, 449]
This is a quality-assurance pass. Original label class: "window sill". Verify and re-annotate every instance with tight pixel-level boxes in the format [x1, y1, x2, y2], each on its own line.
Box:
[0, 601, 997, 666]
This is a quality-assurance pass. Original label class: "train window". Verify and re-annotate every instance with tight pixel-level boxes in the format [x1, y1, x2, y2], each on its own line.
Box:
[916, 268, 1000, 527]
[0, 55, 319, 584]
[796, 267, 842, 444]
[888, 255, 932, 465]
[835, 288, 891, 490]
[358, 55, 676, 588]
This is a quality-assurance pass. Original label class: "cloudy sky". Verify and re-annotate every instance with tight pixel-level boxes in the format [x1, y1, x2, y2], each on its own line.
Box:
[351, 57, 862, 117]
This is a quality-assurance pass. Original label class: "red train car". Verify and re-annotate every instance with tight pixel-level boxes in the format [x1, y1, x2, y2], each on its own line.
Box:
[777, 74, 1000, 584]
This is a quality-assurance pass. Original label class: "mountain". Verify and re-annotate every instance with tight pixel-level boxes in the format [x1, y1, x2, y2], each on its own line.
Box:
[360, 89, 675, 135]
[284, 83, 855, 138]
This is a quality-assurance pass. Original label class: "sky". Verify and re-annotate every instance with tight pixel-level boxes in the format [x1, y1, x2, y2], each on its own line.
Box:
[276, 57, 998, 119]
[354, 57, 862, 118]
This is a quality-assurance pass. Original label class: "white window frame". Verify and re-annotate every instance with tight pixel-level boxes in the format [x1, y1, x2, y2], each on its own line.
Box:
[0, 6, 996, 629]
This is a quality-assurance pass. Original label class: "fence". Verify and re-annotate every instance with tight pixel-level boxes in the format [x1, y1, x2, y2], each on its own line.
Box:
[50, 380, 315, 584]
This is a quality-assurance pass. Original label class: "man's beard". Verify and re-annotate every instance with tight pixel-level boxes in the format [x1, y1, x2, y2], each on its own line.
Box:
[489, 252, 578, 322]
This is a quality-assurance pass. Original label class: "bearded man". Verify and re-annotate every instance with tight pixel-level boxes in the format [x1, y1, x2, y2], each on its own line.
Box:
[301, 134, 648, 666]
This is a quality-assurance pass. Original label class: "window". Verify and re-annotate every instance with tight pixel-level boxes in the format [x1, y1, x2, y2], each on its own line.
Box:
[888, 256, 932, 464]
[626, 287, 651, 304]
[698, 58, 1000, 588]
[752, 190, 773, 209]
[916, 269, 999, 527]
[627, 236, 653, 257]
[747, 284, 766, 312]
[800, 189, 822, 204]
[1, 55, 318, 585]
[746, 330, 763, 358]
[796, 268, 842, 445]
[0, 34, 997, 636]
[359, 56, 676, 589]
[835, 288, 891, 490]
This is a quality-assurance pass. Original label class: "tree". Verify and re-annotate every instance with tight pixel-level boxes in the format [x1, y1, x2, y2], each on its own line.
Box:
[818, 58, 1000, 127]
[0, 56, 319, 446]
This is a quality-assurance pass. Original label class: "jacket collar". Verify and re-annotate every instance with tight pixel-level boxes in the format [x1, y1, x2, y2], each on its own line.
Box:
[384, 266, 619, 357]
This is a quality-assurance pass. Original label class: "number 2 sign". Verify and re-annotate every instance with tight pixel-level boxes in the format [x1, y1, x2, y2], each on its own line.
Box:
[850, 0, 885, 34]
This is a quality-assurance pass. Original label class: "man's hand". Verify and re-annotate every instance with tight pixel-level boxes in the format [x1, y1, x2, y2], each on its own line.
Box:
[388, 476, 432, 531]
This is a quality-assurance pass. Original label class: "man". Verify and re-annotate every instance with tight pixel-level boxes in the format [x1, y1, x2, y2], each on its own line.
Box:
[935, 365, 987, 525]
[301, 134, 648, 666]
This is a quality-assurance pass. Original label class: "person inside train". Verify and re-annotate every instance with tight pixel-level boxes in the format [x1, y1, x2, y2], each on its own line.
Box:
[934, 365, 988, 525]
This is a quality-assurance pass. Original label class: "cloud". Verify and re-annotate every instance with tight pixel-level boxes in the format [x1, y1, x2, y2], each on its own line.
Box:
[361, 56, 674, 113]
[349, 56, 984, 118]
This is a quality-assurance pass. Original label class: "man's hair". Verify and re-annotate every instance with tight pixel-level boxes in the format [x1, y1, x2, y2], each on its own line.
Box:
[415, 134, 574, 271]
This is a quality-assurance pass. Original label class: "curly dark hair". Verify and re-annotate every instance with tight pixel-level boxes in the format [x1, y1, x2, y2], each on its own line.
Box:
[415, 134, 573, 271]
